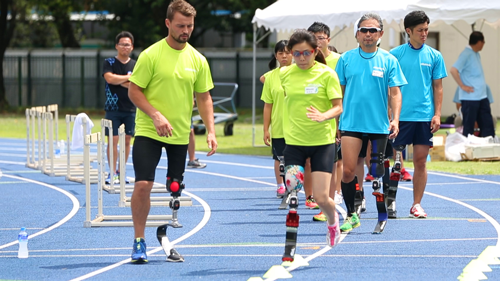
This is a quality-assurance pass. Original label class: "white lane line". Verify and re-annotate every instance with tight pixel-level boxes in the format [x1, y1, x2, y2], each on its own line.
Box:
[398, 186, 500, 247]
[0, 253, 477, 258]
[0, 175, 79, 250]
[69, 189, 211, 281]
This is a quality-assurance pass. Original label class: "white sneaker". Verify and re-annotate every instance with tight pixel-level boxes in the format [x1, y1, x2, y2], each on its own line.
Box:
[326, 211, 340, 247]
[334, 191, 343, 205]
[409, 203, 427, 218]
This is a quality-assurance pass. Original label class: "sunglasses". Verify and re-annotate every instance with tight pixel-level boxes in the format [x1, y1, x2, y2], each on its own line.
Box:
[292, 49, 315, 57]
[358, 27, 381, 34]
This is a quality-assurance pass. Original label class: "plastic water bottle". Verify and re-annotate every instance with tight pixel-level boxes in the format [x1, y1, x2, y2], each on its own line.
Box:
[55, 142, 61, 158]
[18, 227, 28, 258]
[59, 140, 66, 155]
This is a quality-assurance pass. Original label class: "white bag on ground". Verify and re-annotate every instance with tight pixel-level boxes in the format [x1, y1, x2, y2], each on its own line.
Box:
[445, 132, 467, 162]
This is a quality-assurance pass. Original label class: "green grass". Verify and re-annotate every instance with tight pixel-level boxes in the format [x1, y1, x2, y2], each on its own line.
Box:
[1, 108, 499, 175]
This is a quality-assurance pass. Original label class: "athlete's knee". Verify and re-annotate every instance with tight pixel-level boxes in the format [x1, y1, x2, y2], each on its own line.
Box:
[285, 165, 304, 192]
[166, 177, 185, 197]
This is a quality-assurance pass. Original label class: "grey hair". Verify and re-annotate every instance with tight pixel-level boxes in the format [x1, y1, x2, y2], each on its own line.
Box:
[357, 13, 383, 30]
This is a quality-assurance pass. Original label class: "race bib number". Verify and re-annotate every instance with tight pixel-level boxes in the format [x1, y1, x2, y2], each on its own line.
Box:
[372, 70, 383, 78]
[305, 87, 318, 94]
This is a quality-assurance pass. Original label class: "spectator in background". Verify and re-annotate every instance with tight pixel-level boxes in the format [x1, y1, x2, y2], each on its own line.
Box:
[103, 31, 137, 184]
[450, 31, 495, 138]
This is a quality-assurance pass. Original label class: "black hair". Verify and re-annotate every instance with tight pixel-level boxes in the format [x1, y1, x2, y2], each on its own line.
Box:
[288, 29, 326, 65]
[469, 31, 484, 45]
[268, 40, 289, 70]
[358, 13, 383, 30]
[115, 31, 134, 45]
[404, 10, 430, 31]
[307, 22, 331, 38]
[328, 45, 338, 53]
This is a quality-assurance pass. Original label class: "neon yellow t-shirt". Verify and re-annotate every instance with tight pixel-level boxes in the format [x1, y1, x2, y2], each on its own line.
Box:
[261, 68, 285, 139]
[129, 39, 214, 144]
[325, 52, 341, 69]
[280, 63, 342, 146]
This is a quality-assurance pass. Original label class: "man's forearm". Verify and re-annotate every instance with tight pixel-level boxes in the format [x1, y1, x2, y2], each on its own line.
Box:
[196, 92, 215, 134]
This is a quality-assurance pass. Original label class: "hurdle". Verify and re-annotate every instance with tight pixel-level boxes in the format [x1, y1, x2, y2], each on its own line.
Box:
[83, 129, 178, 228]
[65, 114, 99, 184]
[41, 110, 68, 177]
[25, 106, 46, 169]
[113, 125, 193, 208]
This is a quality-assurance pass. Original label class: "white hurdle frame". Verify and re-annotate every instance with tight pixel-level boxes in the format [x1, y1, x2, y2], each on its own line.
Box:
[100, 119, 116, 193]
[65, 114, 99, 183]
[25, 106, 46, 169]
[42, 110, 67, 176]
[83, 130, 176, 227]
[115, 125, 193, 208]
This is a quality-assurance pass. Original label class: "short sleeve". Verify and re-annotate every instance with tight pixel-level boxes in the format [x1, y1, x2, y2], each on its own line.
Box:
[452, 50, 469, 73]
[325, 70, 342, 101]
[388, 58, 407, 88]
[129, 52, 153, 89]
[194, 56, 214, 93]
[102, 58, 113, 75]
[432, 53, 448, 80]
[261, 74, 273, 103]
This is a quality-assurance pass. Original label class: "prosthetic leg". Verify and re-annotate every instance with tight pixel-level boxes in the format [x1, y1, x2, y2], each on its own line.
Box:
[370, 139, 388, 234]
[282, 165, 304, 262]
[353, 178, 363, 216]
[386, 145, 405, 219]
[276, 155, 291, 210]
[157, 177, 185, 262]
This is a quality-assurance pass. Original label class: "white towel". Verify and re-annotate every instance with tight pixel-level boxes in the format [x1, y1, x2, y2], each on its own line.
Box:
[71, 113, 94, 150]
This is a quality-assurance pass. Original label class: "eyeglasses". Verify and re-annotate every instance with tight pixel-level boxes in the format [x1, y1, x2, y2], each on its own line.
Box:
[358, 27, 381, 34]
[316, 36, 328, 41]
[292, 49, 314, 57]
[117, 43, 132, 47]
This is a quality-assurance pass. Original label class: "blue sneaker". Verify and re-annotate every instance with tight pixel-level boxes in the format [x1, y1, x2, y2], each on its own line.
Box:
[131, 238, 148, 264]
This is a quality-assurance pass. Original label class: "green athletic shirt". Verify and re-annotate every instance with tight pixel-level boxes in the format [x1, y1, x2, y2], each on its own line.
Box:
[261, 67, 285, 139]
[280, 63, 342, 146]
[129, 39, 214, 145]
[325, 52, 341, 69]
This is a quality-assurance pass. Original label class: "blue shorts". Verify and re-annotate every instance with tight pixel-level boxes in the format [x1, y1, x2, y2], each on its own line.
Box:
[104, 111, 136, 136]
[393, 121, 433, 147]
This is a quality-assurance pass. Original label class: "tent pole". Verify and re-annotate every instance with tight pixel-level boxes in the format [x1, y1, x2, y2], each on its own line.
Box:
[451, 24, 469, 40]
[252, 23, 257, 147]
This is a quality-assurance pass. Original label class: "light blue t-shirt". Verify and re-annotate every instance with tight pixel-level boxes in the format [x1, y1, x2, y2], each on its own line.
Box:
[390, 44, 447, 121]
[452, 46, 487, 101]
[453, 85, 493, 103]
[336, 47, 407, 134]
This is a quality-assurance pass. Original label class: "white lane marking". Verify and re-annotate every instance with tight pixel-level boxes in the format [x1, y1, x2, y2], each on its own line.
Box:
[69, 189, 210, 281]
[0, 175, 79, 250]
[398, 185, 500, 247]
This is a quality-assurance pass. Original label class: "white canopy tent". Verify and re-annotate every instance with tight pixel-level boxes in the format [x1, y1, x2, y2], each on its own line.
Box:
[250, 0, 500, 146]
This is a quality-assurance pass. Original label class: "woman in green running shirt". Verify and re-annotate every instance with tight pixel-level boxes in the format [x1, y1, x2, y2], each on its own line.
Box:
[280, 29, 343, 246]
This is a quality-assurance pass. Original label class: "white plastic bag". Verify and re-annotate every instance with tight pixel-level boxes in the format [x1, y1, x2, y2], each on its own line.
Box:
[445, 132, 467, 162]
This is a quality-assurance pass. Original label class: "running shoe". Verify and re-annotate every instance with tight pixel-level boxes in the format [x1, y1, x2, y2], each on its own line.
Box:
[361, 198, 366, 213]
[340, 213, 361, 233]
[313, 211, 327, 222]
[365, 173, 375, 182]
[131, 238, 148, 264]
[105, 173, 112, 184]
[401, 168, 412, 182]
[276, 185, 286, 198]
[334, 191, 343, 205]
[187, 158, 207, 169]
[115, 172, 130, 184]
[305, 196, 319, 209]
[326, 212, 340, 247]
[409, 204, 427, 218]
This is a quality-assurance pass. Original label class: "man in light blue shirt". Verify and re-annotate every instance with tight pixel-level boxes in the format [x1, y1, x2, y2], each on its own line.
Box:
[450, 31, 495, 138]
[335, 13, 406, 234]
[390, 11, 447, 219]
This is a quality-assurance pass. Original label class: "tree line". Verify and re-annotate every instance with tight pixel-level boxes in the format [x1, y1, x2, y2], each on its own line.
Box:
[0, 0, 273, 109]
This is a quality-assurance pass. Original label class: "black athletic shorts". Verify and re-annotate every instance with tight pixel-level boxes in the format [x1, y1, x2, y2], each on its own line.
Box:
[132, 136, 188, 182]
[271, 138, 286, 161]
[284, 143, 336, 173]
[341, 131, 389, 158]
